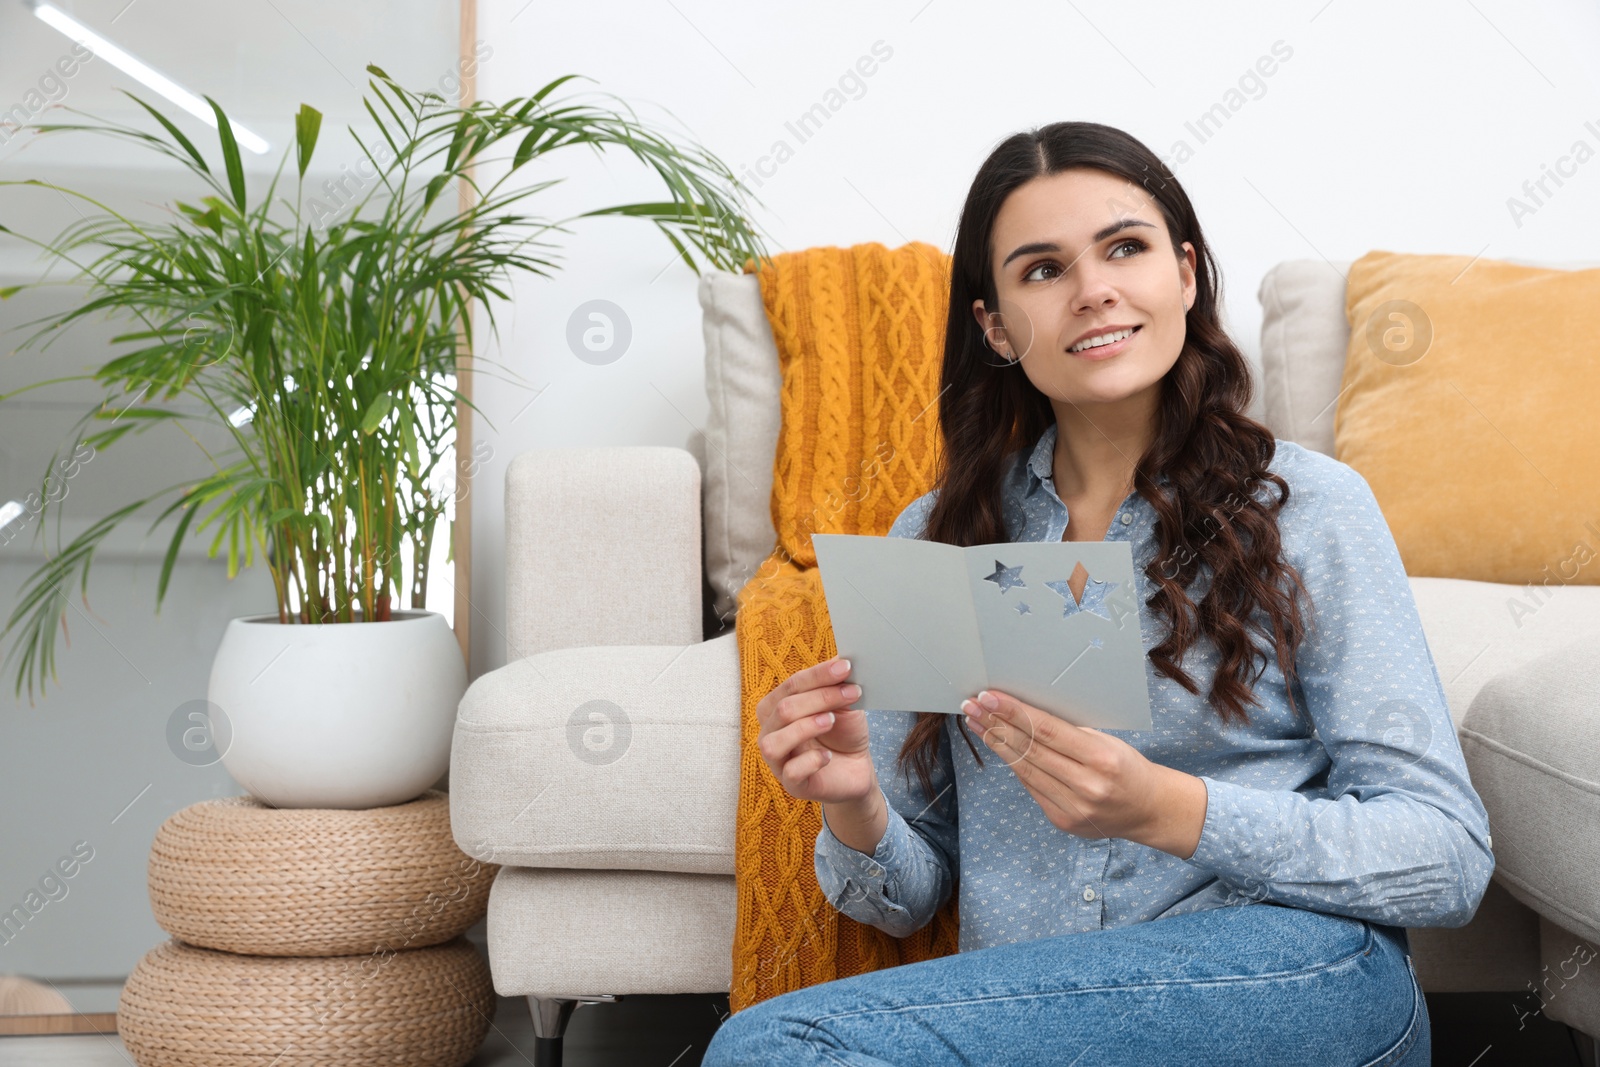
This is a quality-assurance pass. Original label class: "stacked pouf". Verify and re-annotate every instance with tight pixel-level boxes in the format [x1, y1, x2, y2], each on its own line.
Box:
[118, 789, 500, 1067]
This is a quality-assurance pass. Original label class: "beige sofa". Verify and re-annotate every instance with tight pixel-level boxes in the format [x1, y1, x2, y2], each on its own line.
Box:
[449, 258, 1600, 1061]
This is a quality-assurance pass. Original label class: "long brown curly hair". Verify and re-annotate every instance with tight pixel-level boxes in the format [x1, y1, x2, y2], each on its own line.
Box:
[899, 121, 1317, 815]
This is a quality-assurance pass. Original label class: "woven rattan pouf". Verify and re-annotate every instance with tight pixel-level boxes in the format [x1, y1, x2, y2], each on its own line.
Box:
[119, 790, 501, 1067]
[147, 790, 494, 955]
[119, 936, 493, 1067]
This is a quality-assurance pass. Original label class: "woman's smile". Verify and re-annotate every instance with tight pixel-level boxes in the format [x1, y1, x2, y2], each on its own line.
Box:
[1069, 324, 1142, 360]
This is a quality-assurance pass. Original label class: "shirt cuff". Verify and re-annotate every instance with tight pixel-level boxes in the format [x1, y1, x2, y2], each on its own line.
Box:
[1183, 774, 1290, 894]
[816, 798, 905, 885]
[814, 793, 925, 916]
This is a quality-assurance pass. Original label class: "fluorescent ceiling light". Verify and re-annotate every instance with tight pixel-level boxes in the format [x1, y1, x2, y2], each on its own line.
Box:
[30, 1, 270, 155]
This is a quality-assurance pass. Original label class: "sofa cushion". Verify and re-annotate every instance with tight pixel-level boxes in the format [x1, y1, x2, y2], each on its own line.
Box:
[1256, 259, 1355, 456]
[1410, 576, 1600, 726]
[1336, 251, 1600, 585]
[698, 270, 783, 626]
[450, 633, 743, 876]
[1459, 631, 1600, 947]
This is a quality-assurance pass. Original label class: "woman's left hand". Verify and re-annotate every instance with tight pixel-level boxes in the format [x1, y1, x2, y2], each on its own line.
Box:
[961, 688, 1174, 844]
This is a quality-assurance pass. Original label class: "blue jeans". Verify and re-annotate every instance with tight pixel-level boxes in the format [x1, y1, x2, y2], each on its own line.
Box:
[704, 902, 1428, 1066]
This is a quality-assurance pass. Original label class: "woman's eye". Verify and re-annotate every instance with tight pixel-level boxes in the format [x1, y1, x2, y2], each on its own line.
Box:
[1022, 238, 1148, 283]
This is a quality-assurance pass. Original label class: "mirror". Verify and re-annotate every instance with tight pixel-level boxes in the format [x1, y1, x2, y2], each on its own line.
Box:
[0, 0, 471, 1034]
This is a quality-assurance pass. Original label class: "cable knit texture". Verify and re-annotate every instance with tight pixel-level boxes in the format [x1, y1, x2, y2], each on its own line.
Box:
[729, 241, 958, 1013]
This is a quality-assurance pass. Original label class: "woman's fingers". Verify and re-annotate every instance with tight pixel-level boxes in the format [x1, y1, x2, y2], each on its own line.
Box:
[781, 682, 860, 726]
[761, 658, 854, 723]
[759, 705, 840, 767]
[781, 742, 833, 790]
[755, 658, 865, 797]
[812, 655, 853, 688]
[760, 681, 857, 750]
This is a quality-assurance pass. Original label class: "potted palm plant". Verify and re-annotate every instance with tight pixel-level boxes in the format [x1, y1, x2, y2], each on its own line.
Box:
[0, 65, 769, 808]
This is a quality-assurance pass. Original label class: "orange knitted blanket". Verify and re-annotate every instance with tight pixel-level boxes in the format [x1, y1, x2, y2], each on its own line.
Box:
[728, 240, 961, 1014]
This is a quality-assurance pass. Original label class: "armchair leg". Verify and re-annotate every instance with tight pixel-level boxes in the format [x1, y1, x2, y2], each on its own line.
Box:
[525, 994, 622, 1067]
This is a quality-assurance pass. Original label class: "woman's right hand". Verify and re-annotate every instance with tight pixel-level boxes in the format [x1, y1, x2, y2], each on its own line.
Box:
[756, 655, 876, 804]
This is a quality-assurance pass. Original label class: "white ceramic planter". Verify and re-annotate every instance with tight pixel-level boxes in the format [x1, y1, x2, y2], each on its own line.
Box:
[208, 609, 467, 809]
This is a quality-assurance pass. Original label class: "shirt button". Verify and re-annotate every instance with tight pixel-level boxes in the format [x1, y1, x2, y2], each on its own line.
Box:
[1082, 886, 1096, 901]
[1487, 834, 1493, 849]
[1119, 513, 1132, 525]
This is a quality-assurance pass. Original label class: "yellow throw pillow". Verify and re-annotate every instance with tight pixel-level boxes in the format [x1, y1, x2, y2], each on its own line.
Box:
[1337, 250, 1600, 586]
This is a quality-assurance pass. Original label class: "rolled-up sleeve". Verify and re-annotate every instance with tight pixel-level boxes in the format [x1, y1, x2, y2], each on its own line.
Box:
[813, 491, 960, 937]
[814, 707, 959, 936]
[1183, 457, 1495, 929]
[815, 792, 939, 937]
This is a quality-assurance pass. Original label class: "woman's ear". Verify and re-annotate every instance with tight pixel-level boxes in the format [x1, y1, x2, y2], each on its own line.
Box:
[971, 298, 992, 336]
[1179, 241, 1198, 310]
[972, 299, 1009, 358]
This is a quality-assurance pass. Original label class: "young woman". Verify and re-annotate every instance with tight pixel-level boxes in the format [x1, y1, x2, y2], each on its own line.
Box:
[705, 121, 1491, 1066]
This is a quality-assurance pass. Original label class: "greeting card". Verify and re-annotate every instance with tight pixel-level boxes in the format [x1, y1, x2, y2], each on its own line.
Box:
[811, 534, 1154, 730]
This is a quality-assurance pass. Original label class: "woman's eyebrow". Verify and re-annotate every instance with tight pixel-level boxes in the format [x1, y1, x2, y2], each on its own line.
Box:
[1000, 218, 1157, 269]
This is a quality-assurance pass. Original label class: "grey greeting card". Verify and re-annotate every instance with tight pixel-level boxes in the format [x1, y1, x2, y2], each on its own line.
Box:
[811, 534, 1154, 731]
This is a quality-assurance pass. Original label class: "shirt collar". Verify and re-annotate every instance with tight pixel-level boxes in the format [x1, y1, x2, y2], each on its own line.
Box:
[1025, 421, 1060, 490]
[1024, 419, 1170, 495]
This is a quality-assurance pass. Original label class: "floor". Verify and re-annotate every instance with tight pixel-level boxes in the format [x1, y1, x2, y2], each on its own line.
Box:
[1, 992, 1595, 1065]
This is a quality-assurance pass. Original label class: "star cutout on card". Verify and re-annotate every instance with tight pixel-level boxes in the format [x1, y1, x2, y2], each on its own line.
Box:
[1015, 602, 1031, 616]
[984, 560, 1027, 594]
[1045, 575, 1121, 621]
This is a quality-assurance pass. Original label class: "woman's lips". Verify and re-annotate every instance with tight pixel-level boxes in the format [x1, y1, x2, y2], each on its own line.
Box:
[1069, 325, 1141, 360]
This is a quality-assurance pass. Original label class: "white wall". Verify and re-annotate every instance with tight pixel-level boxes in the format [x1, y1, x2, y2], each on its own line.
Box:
[467, 0, 1600, 677]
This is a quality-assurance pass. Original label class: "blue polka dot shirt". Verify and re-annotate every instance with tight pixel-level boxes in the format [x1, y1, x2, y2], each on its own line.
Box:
[814, 418, 1497, 949]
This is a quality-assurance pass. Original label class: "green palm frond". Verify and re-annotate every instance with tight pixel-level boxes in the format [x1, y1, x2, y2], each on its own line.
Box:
[0, 67, 771, 703]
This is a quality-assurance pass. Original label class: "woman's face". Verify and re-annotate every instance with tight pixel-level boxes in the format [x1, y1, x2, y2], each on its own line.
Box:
[973, 167, 1196, 408]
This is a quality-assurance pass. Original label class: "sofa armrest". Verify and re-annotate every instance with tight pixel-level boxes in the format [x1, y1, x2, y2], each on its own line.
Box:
[1460, 630, 1600, 946]
[504, 446, 702, 660]
[449, 632, 742, 875]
